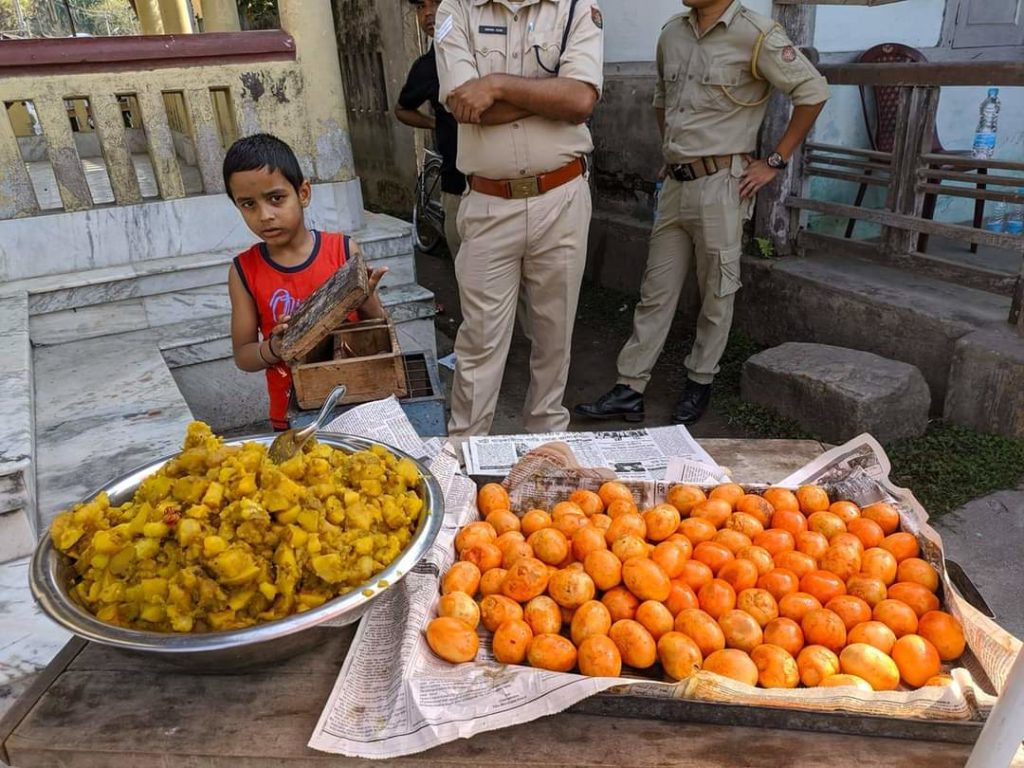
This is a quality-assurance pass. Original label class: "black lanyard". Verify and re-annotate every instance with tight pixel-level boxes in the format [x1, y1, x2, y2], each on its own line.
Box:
[532, 0, 581, 75]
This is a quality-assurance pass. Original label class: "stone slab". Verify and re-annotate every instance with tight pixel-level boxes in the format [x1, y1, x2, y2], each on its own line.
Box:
[29, 298, 150, 346]
[0, 292, 35, 553]
[944, 327, 1024, 439]
[170, 358, 269, 434]
[931, 488, 1024, 641]
[735, 254, 1010, 410]
[741, 342, 931, 445]
[0, 509, 36, 564]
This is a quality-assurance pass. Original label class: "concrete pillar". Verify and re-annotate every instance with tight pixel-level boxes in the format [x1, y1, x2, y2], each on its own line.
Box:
[278, 0, 356, 183]
[201, 0, 240, 32]
[135, 0, 165, 34]
[158, 0, 193, 34]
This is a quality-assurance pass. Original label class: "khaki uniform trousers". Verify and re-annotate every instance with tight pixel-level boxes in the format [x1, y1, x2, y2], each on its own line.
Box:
[442, 191, 463, 257]
[617, 166, 748, 392]
[449, 175, 591, 437]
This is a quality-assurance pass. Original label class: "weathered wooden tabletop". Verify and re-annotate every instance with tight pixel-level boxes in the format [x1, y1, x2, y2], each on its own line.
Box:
[0, 439, 986, 767]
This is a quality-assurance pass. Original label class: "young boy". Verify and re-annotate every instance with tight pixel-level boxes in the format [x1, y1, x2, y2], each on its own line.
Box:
[224, 133, 387, 430]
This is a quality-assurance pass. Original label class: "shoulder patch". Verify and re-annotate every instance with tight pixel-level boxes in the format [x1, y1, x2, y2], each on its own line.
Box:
[781, 45, 797, 63]
[591, 5, 603, 29]
[436, 14, 454, 44]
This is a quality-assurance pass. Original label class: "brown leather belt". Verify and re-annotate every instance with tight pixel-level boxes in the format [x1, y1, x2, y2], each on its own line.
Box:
[468, 157, 586, 200]
[669, 155, 735, 182]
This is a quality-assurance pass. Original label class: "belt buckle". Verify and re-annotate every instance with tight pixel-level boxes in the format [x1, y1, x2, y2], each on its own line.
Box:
[509, 177, 540, 199]
[673, 164, 696, 182]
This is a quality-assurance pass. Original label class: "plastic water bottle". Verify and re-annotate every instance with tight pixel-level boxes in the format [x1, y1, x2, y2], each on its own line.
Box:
[972, 88, 1001, 160]
[1006, 190, 1024, 236]
[986, 199, 1007, 234]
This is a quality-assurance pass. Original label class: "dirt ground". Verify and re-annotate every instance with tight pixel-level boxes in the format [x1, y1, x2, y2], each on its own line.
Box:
[416, 246, 746, 439]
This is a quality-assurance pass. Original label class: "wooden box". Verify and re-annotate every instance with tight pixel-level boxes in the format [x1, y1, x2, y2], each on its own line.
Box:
[290, 318, 407, 410]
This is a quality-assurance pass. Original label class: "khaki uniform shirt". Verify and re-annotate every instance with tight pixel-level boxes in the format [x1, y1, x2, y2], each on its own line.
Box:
[654, 1, 829, 163]
[435, 0, 604, 179]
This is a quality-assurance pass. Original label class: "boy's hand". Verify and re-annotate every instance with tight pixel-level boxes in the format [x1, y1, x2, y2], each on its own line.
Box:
[268, 314, 290, 359]
[367, 267, 388, 294]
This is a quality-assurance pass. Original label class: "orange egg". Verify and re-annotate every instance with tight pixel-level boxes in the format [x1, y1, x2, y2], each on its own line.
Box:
[552, 501, 585, 521]
[485, 509, 521, 536]
[673, 608, 727, 658]
[678, 517, 717, 545]
[570, 489, 604, 516]
[818, 544, 862, 582]
[763, 617, 804, 656]
[702, 649, 759, 687]
[442, 561, 481, 596]
[590, 513, 613, 533]
[757, 568, 800, 603]
[499, 539, 534, 570]
[717, 558, 760, 593]
[771, 508, 808, 537]
[477, 483, 510, 516]
[846, 574, 888, 608]
[571, 599, 613, 646]
[462, 542, 504, 573]
[527, 528, 570, 566]
[622, 557, 672, 602]
[862, 502, 901, 535]
[751, 643, 800, 688]
[887, 582, 940, 618]
[736, 587, 779, 627]
[710, 483, 745, 508]
[726, 511, 765, 539]
[455, 521, 498, 554]
[847, 517, 885, 550]
[426, 617, 480, 663]
[772, 550, 816, 579]
[847, 620, 897, 655]
[552, 511, 589, 539]
[801, 608, 847, 653]
[606, 498, 639, 519]
[829, 500, 861, 525]
[663, 579, 700, 616]
[839, 643, 900, 691]
[527, 633, 577, 672]
[797, 485, 831, 514]
[825, 595, 873, 631]
[698, 578, 737, 619]
[501, 557, 550, 602]
[480, 594, 525, 632]
[830, 532, 865, 555]
[861, 547, 898, 585]
[881, 532, 920, 563]
[718, 609, 763, 653]
[492, 619, 533, 664]
[692, 541, 735, 575]
[806, 511, 845, 541]
[819, 673, 873, 692]
[609, 619, 658, 669]
[753, 528, 796, 558]
[917, 610, 966, 661]
[664, 534, 694, 560]
[548, 568, 597, 609]
[691, 499, 733, 529]
[577, 635, 622, 677]
[602, 585, 641, 622]
[643, 504, 682, 541]
[797, 644, 841, 686]
[800, 569, 847, 605]
[437, 592, 481, 630]
[521, 509, 552, 536]
[666, 484, 707, 516]
[778, 592, 823, 623]
[635, 600, 675, 641]
[584, 549, 623, 591]
[571, 526, 608, 562]
[679, 559, 715, 592]
[611, 534, 650, 563]
[523, 595, 562, 636]
[763, 487, 800, 514]
[657, 631, 703, 681]
[896, 558, 939, 592]
[795, 530, 829, 560]
[479, 567, 509, 597]
[598, 481, 634, 508]
[713, 529, 753, 556]
[735, 494, 775, 526]
[651, 540, 690, 579]
[873, 598, 919, 638]
[736, 545, 775, 576]
[605, 513, 647, 545]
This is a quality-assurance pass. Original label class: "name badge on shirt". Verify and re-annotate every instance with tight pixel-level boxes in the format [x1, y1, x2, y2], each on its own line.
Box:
[478, 25, 508, 35]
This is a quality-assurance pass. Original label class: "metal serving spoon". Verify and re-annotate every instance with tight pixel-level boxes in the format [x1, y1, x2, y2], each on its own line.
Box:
[267, 384, 347, 464]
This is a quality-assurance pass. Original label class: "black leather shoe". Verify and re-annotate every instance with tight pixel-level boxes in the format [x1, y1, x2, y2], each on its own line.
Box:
[573, 384, 645, 422]
[672, 380, 712, 425]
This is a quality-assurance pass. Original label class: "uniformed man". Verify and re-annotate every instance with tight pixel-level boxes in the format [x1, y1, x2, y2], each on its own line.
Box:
[435, 0, 605, 437]
[574, 0, 828, 426]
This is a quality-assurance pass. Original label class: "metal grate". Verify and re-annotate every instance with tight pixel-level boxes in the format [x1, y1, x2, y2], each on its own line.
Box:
[402, 353, 435, 399]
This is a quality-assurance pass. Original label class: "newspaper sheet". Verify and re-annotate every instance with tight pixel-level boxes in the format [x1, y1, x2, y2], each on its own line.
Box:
[322, 395, 431, 460]
[462, 425, 726, 480]
[310, 423, 1022, 759]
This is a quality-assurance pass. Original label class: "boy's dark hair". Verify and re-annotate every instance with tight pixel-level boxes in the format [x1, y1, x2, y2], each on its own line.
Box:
[222, 133, 304, 200]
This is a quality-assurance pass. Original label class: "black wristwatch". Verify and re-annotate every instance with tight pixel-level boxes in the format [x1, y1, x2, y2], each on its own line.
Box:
[766, 152, 788, 170]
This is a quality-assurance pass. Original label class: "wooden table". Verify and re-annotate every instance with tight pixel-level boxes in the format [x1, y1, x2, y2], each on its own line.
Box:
[0, 440, 988, 767]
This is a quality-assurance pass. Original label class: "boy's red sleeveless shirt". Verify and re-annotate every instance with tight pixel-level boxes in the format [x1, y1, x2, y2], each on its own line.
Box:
[233, 230, 358, 429]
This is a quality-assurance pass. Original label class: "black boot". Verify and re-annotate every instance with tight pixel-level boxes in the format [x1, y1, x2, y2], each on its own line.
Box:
[672, 380, 711, 425]
[573, 384, 645, 422]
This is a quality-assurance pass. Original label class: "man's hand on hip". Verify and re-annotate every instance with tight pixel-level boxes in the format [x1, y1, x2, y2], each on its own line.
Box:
[448, 76, 498, 124]
[739, 159, 779, 200]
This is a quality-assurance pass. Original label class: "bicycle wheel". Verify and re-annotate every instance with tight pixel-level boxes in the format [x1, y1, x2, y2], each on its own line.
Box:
[413, 161, 444, 254]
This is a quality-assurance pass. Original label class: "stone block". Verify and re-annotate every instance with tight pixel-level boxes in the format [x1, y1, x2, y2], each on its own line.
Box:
[741, 342, 931, 445]
[944, 327, 1024, 438]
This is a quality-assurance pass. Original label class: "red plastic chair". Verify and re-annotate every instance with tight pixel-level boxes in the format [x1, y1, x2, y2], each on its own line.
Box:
[845, 43, 986, 253]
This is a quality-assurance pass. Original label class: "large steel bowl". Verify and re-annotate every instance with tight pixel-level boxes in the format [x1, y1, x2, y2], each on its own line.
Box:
[30, 433, 444, 672]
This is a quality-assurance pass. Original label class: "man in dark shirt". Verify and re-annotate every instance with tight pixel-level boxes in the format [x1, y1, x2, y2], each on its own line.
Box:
[396, 0, 467, 255]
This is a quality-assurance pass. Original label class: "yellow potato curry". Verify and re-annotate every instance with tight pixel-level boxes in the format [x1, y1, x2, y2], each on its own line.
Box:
[49, 422, 424, 632]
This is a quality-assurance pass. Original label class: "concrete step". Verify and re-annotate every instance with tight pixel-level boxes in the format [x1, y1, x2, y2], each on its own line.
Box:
[737, 251, 1013, 416]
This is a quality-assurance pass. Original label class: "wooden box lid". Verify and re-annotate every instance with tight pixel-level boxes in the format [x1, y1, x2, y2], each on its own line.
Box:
[277, 248, 368, 363]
